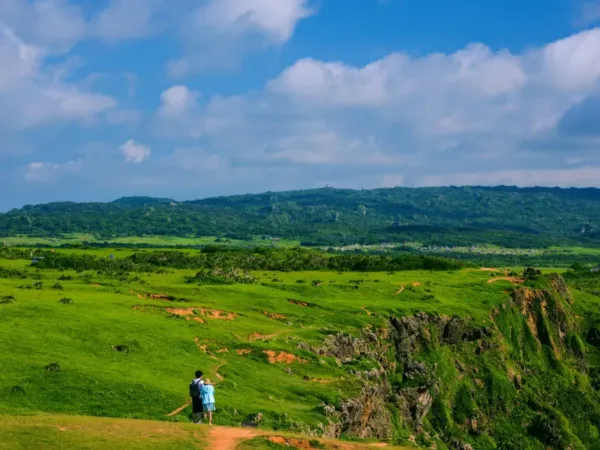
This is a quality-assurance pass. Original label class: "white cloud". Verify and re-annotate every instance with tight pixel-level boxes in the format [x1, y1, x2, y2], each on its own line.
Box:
[194, 0, 313, 43]
[541, 28, 600, 91]
[263, 27, 600, 145]
[420, 167, 600, 188]
[0, 0, 166, 53]
[159, 85, 198, 115]
[268, 58, 389, 107]
[269, 130, 395, 165]
[0, 0, 86, 52]
[153, 85, 205, 138]
[269, 45, 526, 108]
[120, 139, 151, 163]
[154, 27, 600, 190]
[0, 28, 117, 129]
[0, 27, 41, 90]
[169, 0, 313, 76]
[25, 159, 83, 183]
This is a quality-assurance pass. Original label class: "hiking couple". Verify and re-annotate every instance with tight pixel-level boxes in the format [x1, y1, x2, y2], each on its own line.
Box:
[190, 370, 216, 425]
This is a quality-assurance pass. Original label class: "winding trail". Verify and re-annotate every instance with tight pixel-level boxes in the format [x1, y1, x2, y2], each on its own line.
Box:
[248, 330, 291, 341]
[215, 364, 224, 381]
[165, 401, 191, 417]
[209, 426, 257, 450]
[207, 427, 392, 450]
[488, 277, 524, 284]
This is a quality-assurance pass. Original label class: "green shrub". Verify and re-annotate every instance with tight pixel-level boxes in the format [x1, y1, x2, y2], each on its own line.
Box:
[453, 384, 477, 424]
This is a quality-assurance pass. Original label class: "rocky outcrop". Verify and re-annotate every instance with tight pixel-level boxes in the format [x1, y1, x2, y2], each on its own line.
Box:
[395, 384, 437, 430]
[390, 313, 492, 367]
[508, 275, 578, 357]
[316, 273, 595, 449]
[318, 313, 493, 440]
[313, 332, 370, 363]
[324, 383, 393, 440]
[308, 328, 391, 370]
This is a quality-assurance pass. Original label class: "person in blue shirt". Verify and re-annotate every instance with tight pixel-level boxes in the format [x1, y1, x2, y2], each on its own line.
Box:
[201, 378, 216, 425]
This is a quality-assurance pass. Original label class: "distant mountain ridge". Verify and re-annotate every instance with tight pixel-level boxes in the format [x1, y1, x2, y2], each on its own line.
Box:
[3, 186, 600, 247]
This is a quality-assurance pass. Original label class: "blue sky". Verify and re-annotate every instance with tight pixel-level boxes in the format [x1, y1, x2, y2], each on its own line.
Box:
[1, 0, 600, 210]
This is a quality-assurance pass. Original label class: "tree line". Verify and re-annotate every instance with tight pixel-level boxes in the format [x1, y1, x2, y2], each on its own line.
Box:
[29, 247, 472, 273]
[2, 186, 600, 247]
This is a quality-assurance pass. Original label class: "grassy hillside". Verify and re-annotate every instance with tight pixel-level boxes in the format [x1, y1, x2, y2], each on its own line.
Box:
[2, 247, 600, 448]
[0, 415, 208, 450]
[3, 186, 600, 247]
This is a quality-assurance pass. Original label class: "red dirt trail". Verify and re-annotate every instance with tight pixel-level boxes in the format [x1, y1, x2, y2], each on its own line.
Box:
[210, 426, 257, 450]
[165, 401, 191, 417]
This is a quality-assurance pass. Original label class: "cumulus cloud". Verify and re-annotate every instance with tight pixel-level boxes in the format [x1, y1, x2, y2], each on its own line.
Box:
[194, 0, 313, 43]
[6, 10, 600, 203]
[0, 28, 117, 130]
[0, 0, 86, 52]
[269, 45, 526, 107]
[0, 0, 166, 52]
[153, 86, 205, 138]
[120, 139, 151, 163]
[541, 28, 600, 91]
[0, 27, 41, 90]
[154, 27, 600, 190]
[159, 85, 198, 115]
[169, 0, 313, 76]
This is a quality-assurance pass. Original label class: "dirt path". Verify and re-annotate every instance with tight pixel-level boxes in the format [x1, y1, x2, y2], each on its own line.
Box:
[209, 426, 257, 450]
[209, 427, 391, 450]
[215, 364, 224, 381]
[248, 330, 291, 341]
[165, 401, 191, 417]
[488, 277, 524, 284]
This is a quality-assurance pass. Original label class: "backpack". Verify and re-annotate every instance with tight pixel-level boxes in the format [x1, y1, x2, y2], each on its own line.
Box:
[189, 380, 201, 398]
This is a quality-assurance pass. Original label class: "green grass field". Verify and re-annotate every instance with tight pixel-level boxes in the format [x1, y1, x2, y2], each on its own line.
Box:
[2, 246, 600, 448]
[0, 253, 508, 423]
[0, 415, 208, 450]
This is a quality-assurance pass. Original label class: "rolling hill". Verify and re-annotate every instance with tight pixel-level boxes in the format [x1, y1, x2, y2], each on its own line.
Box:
[2, 186, 600, 247]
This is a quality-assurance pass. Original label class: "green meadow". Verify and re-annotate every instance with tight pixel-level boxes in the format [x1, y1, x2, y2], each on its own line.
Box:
[2, 246, 600, 448]
[0, 257, 504, 421]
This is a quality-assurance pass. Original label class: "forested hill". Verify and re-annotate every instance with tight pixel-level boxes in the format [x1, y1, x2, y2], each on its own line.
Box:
[3, 186, 600, 247]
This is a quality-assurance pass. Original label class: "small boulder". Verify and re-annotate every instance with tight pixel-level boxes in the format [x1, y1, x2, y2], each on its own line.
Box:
[45, 362, 61, 372]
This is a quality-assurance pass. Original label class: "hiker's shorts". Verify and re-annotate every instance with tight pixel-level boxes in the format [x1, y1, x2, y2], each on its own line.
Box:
[192, 397, 203, 414]
[203, 403, 215, 412]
